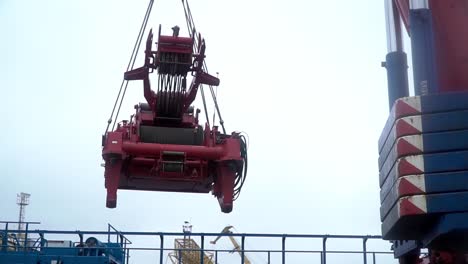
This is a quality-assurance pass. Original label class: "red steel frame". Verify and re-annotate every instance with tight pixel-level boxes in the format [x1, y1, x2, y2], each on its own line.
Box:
[102, 26, 244, 213]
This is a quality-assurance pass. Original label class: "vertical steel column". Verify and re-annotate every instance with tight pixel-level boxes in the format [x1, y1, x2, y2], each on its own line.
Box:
[383, 0, 409, 109]
[159, 235, 164, 264]
[200, 235, 205, 264]
[409, 3, 438, 95]
[373, 252, 376, 264]
[24, 223, 29, 251]
[126, 248, 130, 264]
[363, 238, 368, 264]
[1, 230, 6, 252]
[322, 237, 328, 264]
[215, 250, 218, 264]
[268, 251, 271, 264]
[39, 233, 45, 249]
[2, 223, 8, 253]
[282, 236, 286, 264]
[241, 236, 245, 264]
[383, 52, 409, 109]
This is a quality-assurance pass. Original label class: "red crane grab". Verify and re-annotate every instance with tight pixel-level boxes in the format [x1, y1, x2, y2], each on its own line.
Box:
[102, 7, 247, 213]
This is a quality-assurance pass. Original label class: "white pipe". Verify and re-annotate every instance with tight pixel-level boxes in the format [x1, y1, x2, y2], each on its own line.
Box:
[384, 0, 399, 52]
[410, 0, 429, 9]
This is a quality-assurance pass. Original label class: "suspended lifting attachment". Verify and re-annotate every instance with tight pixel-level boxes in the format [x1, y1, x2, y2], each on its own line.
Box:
[101, 0, 247, 213]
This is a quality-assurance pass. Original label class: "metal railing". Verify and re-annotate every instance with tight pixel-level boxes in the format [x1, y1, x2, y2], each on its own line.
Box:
[0, 222, 395, 264]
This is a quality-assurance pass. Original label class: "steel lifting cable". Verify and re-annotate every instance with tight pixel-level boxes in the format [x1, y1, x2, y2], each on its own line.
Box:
[181, 0, 210, 127]
[181, 0, 227, 133]
[182, 0, 248, 200]
[104, 0, 155, 133]
[186, 3, 227, 134]
[183, 0, 222, 132]
[207, 77, 226, 134]
[212, 82, 218, 125]
[112, 0, 154, 131]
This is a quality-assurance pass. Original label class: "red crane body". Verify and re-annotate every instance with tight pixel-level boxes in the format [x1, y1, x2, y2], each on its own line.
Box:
[381, 1, 468, 263]
[102, 26, 246, 213]
[395, 0, 468, 92]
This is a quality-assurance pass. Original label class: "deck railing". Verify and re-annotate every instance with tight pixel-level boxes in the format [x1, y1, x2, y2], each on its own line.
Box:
[0, 221, 395, 264]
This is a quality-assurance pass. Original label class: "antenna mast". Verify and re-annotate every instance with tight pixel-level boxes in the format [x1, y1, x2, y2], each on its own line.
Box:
[16, 192, 30, 233]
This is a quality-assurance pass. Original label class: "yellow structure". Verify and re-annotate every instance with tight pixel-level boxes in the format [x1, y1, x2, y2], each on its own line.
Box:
[211, 226, 252, 264]
[168, 238, 215, 264]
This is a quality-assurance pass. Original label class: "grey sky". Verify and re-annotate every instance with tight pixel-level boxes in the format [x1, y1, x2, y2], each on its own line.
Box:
[1, 0, 404, 263]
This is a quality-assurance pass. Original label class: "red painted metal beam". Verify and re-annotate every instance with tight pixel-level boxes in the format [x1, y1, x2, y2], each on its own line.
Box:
[122, 142, 225, 160]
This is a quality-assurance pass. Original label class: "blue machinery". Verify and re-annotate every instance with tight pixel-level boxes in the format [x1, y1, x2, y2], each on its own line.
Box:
[0, 221, 129, 264]
[0, 221, 395, 264]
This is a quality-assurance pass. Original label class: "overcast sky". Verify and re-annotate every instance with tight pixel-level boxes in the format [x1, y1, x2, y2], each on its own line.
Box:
[0, 0, 407, 263]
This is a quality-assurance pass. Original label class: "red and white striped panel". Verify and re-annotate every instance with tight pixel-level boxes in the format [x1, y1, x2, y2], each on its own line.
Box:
[381, 194, 428, 237]
[380, 175, 426, 220]
[380, 134, 424, 172]
[379, 96, 422, 152]
[380, 154, 425, 188]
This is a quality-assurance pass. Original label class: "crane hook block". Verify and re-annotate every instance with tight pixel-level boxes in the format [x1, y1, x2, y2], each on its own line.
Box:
[102, 25, 246, 213]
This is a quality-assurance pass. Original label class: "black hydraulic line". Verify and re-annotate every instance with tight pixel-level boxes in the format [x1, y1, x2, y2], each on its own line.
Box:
[233, 134, 248, 200]
[106, 0, 155, 133]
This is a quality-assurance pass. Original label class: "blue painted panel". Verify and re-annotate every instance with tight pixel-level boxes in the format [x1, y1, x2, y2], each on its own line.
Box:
[380, 171, 468, 212]
[380, 164, 400, 201]
[409, 8, 439, 96]
[379, 109, 468, 155]
[384, 212, 468, 246]
[380, 171, 468, 220]
[391, 240, 420, 258]
[0, 253, 111, 264]
[382, 192, 468, 240]
[426, 192, 468, 212]
[421, 212, 468, 248]
[0, 255, 38, 263]
[379, 129, 468, 170]
[379, 150, 468, 188]
[0, 241, 124, 264]
[379, 92, 468, 152]
[426, 171, 468, 193]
